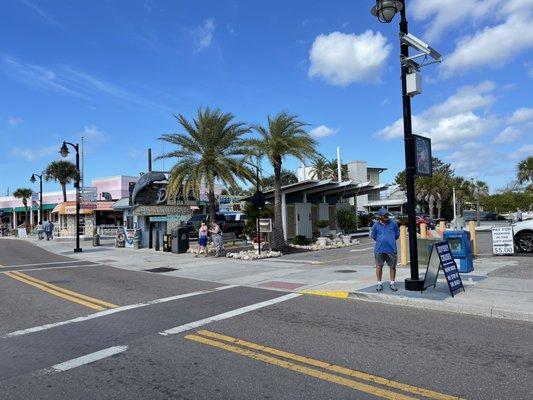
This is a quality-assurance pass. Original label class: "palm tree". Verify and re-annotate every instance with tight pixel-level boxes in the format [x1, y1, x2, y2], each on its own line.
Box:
[471, 180, 489, 226]
[250, 112, 317, 250]
[158, 107, 256, 222]
[44, 160, 78, 202]
[13, 188, 33, 231]
[517, 156, 533, 186]
[262, 170, 298, 190]
[310, 156, 332, 180]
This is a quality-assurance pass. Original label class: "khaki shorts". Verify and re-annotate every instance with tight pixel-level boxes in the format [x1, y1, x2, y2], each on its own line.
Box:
[375, 253, 397, 268]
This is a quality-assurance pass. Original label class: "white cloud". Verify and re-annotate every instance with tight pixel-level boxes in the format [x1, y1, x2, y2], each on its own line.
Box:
[509, 107, 533, 124]
[377, 81, 498, 149]
[443, 15, 533, 75]
[78, 125, 109, 144]
[509, 144, 533, 160]
[308, 30, 392, 86]
[446, 142, 500, 178]
[493, 127, 522, 144]
[411, 0, 498, 42]
[310, 125, 337, 138]
[20, 0, 63, 28]
[8, 117, 22, 126]
[193, 18, 215, 52]
[11, 145, 56, 161]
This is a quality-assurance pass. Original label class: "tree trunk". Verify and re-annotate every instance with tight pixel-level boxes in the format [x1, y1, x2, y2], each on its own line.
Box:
[427, 194, 435, 219]
[207, 183, 216, 225]
[62, 184, 67, 202]
[272, 159, 286, 251]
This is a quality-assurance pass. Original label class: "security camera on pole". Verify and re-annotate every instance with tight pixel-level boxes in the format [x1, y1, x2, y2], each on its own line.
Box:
[370, 0, 442, 291]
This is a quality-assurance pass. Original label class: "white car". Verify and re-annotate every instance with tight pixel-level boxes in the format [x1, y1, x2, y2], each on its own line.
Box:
[512, 220, 533, 253]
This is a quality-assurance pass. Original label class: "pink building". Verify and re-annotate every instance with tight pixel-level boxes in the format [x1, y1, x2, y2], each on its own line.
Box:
[0, 175, 138, 230]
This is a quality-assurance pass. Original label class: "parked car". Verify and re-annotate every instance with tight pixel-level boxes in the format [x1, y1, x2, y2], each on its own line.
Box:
[512, 219, 533, 253]
[185, 213, 245, 238]
[462, 210, 497, 221]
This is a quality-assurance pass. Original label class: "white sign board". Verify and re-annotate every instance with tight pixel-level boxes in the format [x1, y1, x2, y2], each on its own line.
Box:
[79, 187, 98, 201]
[257, 218, 272, 233]
[491, 227, 514, 255]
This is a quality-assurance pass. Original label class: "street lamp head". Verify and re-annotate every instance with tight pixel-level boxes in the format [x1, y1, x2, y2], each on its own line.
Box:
[371, 0, 403, 23]
[30, 174, 36, 183]
[59, 142, 69, 158]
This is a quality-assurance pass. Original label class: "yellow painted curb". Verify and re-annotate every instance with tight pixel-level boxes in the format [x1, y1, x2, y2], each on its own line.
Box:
[298, 290, 350, 299]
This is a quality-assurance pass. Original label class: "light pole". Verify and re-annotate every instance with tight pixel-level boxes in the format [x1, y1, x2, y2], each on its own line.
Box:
[30, 173, 43, 224]
[60, 141, 82, 253]
[371, 0, 423, 290]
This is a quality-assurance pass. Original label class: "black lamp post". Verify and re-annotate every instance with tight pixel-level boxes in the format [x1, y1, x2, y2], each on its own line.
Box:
[371, 0, 423, 291]
[30, 173, 43, 224]
[60, 141, 82, 253]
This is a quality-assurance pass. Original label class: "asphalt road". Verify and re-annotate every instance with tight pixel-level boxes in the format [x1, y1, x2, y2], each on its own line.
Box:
[1, 239, 532, 399]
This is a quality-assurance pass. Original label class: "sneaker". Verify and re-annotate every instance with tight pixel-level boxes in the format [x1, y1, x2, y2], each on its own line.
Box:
[376, 283, 383, 292]
[390, 283, 398, 291]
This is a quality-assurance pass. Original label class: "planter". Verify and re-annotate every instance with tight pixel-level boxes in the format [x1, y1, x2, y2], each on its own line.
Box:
[341, 236, 352, 245]
[253, 242, 265, 251]
[316, 237, 328, 246]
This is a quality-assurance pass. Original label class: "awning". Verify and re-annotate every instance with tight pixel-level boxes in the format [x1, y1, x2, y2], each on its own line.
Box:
[12, 204, 57, 213]
[51, 202, 94, 215]
[113, 198, 131, 210]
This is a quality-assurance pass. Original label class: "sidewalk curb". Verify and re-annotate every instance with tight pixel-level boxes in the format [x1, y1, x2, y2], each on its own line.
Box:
[348, 291, 533, 322]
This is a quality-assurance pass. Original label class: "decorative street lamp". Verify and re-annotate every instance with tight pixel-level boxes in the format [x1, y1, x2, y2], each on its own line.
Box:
[370, 0, 423, 291]
[59, 141, 82, 253]
[30, 173, 43, 224]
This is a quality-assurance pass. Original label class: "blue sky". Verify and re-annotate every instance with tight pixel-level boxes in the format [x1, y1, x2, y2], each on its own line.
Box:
[0, 0, 531, 194]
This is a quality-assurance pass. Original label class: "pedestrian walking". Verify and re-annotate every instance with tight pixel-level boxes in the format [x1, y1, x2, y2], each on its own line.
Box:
[35, 221, 44, 240]
[371, 208, 400, 292]
[209, 221, 223, 257]
[195, 220, 209, 257]
[43, 220, 54, 240]
[516, 208, 523, 222]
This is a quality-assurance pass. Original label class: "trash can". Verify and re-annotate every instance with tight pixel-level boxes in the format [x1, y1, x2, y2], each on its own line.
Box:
[163, 234, 172, 252]
[172, 227, 189, 254]
[116, 231, 125, 248]
[443, 230, 474, 273]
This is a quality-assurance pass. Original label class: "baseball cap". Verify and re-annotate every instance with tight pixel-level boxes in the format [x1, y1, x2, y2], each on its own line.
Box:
[377, 207, 389, 216]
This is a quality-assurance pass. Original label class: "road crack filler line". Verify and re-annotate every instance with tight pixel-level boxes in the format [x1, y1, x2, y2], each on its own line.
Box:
[186, 330, 464, 400]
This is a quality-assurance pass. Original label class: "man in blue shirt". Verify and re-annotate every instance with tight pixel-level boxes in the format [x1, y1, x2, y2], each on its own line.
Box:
[371, 208, 400, 292]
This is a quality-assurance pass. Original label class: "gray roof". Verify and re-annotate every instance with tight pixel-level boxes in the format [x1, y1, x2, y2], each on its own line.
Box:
[113, 197, 131, 210]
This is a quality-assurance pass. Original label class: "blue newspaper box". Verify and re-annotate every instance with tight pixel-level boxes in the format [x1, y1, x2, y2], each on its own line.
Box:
[443, 230, 474, 273]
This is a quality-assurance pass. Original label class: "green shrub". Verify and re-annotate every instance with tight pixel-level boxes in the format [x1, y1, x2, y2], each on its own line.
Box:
[291, 235, 310, 245]
[336, 208, 357, 234]
[314, 220, 329, 229]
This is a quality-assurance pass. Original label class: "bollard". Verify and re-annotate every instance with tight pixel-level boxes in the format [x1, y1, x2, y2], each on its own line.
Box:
[469, 220, 477, 256]
[400, 225, 408, 266]
[439, 221, 445, 234]
[420, 223, 427, 239]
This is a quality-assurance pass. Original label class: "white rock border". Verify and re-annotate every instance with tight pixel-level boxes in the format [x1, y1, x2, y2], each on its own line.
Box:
[289, 239, 359, 251]
[226, 250, 282, 260]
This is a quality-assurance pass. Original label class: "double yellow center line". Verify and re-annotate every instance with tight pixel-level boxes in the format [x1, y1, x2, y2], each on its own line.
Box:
[4, 271, 118, 311]
[186, 330, 463, 400]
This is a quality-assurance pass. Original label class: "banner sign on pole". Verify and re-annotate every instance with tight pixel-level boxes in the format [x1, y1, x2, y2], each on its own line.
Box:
[423, 241, 465, 297]
[491, 227, 514, 255]
[413, 134, 432, 177]
[79, 186, 97, 210]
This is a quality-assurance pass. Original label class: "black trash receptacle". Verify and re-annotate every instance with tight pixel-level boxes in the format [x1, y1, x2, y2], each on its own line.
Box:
[172, 227, 189, 254]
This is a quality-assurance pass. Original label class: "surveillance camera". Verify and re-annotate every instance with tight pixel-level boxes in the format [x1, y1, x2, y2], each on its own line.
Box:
[400, 32, 442, 63]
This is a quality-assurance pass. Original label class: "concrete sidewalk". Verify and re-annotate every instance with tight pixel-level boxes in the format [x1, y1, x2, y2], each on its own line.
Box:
[11, 236, 533, 322]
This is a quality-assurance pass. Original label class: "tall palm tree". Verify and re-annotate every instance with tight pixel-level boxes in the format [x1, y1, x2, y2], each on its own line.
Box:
[250, 112, 317, 250]
[158, 107, 256, 222]
[44, 160, 78, 202]
[517, 156, 533, 186]
[472, 180, 489, 226]
[310, 156, 332, 180]
[13, 188, 33, 231]
[262, 170, 298, 190]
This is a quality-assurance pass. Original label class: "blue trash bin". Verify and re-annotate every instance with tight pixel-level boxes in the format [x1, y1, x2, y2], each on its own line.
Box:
[443, 230, 474, 273]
